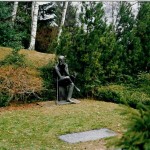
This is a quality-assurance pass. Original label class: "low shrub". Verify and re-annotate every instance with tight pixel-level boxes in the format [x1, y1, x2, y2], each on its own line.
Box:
[0, 66, 43, 106]
[117, 103, 150, 150]
[137, 72, 150, 96]
[96, 84, 150, 108]
[40, 61, 56, 100]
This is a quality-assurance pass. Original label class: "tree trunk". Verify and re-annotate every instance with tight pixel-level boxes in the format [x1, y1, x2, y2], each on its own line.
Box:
[57, 2, 68, 43]
[28, 2, 39, 50]
[31, 2, 35, 19]
[12, 1, 18, 25]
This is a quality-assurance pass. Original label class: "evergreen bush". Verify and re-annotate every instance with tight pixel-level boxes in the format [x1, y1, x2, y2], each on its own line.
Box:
[96, 84, 150, 108]
[40, 61, 56, 100]
[137, 73, 150, 96]
[117, 103, 150, 150]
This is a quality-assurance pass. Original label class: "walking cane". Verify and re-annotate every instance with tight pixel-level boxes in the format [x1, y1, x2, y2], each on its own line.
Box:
[56, 77, 59, 105]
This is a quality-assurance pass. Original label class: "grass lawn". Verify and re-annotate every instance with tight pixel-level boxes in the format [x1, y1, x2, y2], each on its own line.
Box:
[0, 99, 132, 150]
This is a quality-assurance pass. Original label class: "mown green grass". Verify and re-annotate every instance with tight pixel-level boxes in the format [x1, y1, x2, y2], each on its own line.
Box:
[0, 99, 133, 150]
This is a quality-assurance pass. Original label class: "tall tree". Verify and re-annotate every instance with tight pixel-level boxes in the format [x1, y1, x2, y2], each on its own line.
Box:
[136, 2, 150, 72]
[116, 2, 142, 76]
[57, 2, 68, 43]
[12, 2, 18, 25]
[28, 2, 39, 50]
[38, 2, 56, 26]
[55, 2, 77, 28]
[64, 2, 77, 28]
[103, 1, 119, 27]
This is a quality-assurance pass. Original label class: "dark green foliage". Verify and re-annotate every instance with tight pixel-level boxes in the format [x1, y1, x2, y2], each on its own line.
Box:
[116, 2, 142, 76]
[136, 2, 150, 72]
[96, 84, 150, 108]
[136, 73, 150, 96]
[49, 2, 150, 105]
[117, 103, 150, 150]
[0, 92, 10, 107]
[0, 2, 24, 49]
[15, 2, 32, 49]
[40, 61, 56, 100]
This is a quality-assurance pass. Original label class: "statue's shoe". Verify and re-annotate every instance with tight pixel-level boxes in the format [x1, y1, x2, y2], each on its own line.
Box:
[66, 99, 74, 103]
[66, 98, 80, 104]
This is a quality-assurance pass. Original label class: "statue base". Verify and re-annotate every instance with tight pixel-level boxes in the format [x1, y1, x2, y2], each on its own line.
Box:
[56, 98, 80, 105]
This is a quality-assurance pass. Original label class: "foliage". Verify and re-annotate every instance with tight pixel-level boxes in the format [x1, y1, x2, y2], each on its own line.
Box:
[136, 72, 150, 96]
[96, 84, 150, 108]
[40, 61, 56, 100]
[0, 65, 43, 105]
[117, 103, 150, 150]
[0, 92, 10, 107]
[15, 2, 32, 49]
[136, 2, 150, 72]
[36, 26, 58, 53]
[116, 2, 142, 76]
[0, 2, 24, 49]
[55, 1, 150, 98]
[0, 47, 56, 105]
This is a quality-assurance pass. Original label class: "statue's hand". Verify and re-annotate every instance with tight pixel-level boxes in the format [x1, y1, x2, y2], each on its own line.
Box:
[60, 76, 69, 80]
[60, 76, 65, 80]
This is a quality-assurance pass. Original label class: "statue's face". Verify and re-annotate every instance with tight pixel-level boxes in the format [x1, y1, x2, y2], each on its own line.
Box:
[59, 56, 65, 65]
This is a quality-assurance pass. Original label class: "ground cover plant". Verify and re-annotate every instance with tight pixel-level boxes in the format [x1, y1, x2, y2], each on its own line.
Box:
[95, 84, 150, 108]
[0, 99, 132, 150]
[0, 47, 55, 106]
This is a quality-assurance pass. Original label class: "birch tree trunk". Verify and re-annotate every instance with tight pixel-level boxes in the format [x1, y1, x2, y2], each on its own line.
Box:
[12, 1, 18, 25]
[28, 2, 39, 50]
[31, 2, 35, 19]
[57, 2, 68, 43]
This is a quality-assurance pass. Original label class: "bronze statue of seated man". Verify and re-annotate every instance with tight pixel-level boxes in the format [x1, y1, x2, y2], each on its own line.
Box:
[54, 55, 80, 103]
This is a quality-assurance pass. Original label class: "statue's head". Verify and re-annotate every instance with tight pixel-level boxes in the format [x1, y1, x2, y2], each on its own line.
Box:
[58, 55, 65, 65]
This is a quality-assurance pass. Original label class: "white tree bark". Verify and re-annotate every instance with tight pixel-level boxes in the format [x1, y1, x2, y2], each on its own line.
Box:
[28, 2, 39, 50]
[57, 2, 68, 43]
[31, 2, 35, 19]
[12, 2, 18, 25]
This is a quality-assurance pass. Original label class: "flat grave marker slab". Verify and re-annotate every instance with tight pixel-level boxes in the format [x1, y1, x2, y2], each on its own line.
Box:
[59, 128, 117, 143]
